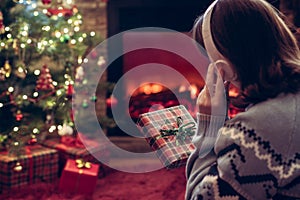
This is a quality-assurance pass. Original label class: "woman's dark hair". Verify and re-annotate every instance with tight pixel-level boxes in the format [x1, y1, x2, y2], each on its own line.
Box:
[197, 0, 300, 104]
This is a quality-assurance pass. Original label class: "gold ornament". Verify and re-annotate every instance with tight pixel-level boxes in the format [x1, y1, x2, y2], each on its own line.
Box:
[14, 62, 27, 79]
[13, 162, 23, 172]
[0, 67, 5, 81]
[3, 60, 11, 78]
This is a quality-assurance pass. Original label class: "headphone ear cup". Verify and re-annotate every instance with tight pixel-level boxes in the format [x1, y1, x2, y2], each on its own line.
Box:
[214, 60, 236, 81]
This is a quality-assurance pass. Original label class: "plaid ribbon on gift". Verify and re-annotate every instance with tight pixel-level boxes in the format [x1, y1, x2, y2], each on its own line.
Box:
[138, 105, 196, 169]
[0, 145, 59, 190]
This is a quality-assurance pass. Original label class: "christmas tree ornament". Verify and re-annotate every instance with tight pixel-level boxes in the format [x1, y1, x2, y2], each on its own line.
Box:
[14, 63, 27, 79]
[58, 124, 73, 136]
[13, 162, 23, 172]
[0, 68, 5, 81]
[28, 135, 37, 145]
[3, 60, 12, 78]
[82, 99, 88, 108]
[66, 84, 74, 97]
[35, 64, 55, 91]
[42, 0, 52, 5]
[15, 110, 23, 121]
[0, 11, 5, 34]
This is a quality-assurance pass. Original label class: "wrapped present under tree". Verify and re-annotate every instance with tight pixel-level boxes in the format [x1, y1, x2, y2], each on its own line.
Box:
[0, 144, 58, 191]
[41, 134, 109, 176]
[59, 159, 99, 194]
[138, 105, 196, 169]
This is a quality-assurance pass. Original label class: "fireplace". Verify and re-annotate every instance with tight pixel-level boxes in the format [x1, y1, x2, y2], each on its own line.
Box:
[105, 0, 244, 136]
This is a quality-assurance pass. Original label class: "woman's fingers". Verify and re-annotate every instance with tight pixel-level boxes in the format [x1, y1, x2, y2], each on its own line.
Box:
[205, 63, 215, 93]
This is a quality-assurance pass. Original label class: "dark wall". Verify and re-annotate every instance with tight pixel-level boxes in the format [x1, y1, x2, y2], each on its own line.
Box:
[106, 0, 214, 83]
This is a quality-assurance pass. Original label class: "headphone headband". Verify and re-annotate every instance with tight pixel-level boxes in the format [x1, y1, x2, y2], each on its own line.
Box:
[202, 0, 226, 62]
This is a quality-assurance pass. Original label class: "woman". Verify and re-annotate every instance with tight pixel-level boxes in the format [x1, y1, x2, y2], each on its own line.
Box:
[186, 0, 300, 199]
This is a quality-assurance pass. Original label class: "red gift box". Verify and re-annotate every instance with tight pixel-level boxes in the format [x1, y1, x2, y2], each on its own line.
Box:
[0, 145, 59, 190]
[59, 159, 99, 194]
[138, 105, 196, 169]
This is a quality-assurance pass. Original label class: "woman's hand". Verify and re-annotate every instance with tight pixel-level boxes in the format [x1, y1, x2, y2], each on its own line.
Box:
[197, 62, 228, 116]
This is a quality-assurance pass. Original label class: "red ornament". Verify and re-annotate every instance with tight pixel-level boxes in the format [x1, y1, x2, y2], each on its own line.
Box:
[47, 8, 73, 17]
[67, 84, 74, 97]
[42, 0, 51, 5]
[35, 64, 55, 91]
[16, 110, 23, 121]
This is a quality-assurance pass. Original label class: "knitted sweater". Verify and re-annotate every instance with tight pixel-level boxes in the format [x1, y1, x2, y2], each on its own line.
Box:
[185, 92, 300, 200]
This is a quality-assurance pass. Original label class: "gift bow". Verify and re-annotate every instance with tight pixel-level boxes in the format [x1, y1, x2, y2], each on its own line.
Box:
[75, 159, 92, 169]
[159, 117, 196, 145]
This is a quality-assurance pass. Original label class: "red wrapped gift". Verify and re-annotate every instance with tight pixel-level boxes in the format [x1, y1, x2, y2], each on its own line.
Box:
[0, 145, 58, 190]
[138, 105, 196, 169]
[59, 159, 99, 194]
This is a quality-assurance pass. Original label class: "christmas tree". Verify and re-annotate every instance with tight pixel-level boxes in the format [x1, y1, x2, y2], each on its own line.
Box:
[0, 0, 114, 155]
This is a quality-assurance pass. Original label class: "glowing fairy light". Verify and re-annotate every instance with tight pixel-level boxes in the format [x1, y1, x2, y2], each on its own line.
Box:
[33, 128, 39, 134]
[42, 9, 48, 14]
[24, 25, 29, 31]
[5, 27, 10, 31]
[74, 26, 80, 32]
[67, 19, 72, 24]
[8, 87, 14, 93]
[18, 67, 24, 73]
[42, 40, 48, 45]
[33, 11, 39, 16]
[20, 43, 26, 48]
[70, 39, 76, 44]
[27, 39, 32, 44]
[1, 42, 5, 47]
[49, 125, 56, 133]
[0, 103, 3, 108]
[13, 127, 19, 132]
[55, 31, 61, 38]
[31, 3, 37, 8]
[65, 80, 70, 85]
[78, 56, 83, 64]
[90, 31, 95, 37]
[52, 81, 58, 86]
[34, 69, 40, 76]
[33, 92, 39, 97]
[58, 13, 63, 17]
[7, 34, 12, 39]
[78, 37, 83, 42]
[83, 58, 88, 63]
[23, 95, 28, 100]
[56, 90, 62, 96]
[43, 26, 51, 31]
[57, 125, 62, 130]
[82, 33, 87, 38]
[63, 28, 69, 33]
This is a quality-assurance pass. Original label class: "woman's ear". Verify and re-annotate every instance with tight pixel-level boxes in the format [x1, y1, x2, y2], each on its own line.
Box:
[214, 60, 236, 81]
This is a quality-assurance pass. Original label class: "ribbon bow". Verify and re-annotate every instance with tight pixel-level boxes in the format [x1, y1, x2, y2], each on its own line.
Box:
[159, 117, 196, 145]
[75, 159, 92, 169]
